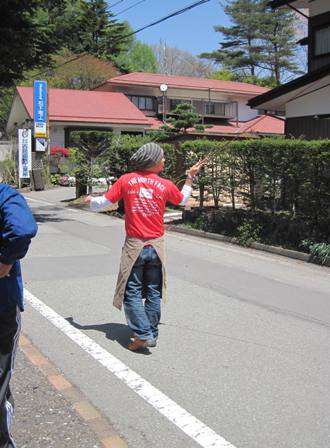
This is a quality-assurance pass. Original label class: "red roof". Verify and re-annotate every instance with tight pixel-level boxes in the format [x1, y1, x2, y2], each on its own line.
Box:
[102, 72, 269, 96]
[17, 87, 151, 125]
[146, 115, 284, 136]
[238, 115, 285, 135]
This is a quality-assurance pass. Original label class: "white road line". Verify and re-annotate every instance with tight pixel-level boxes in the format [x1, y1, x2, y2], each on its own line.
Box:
[24, 289, 237, 448]
[25, 197, 54, 206]
[26, 196, 82, 213]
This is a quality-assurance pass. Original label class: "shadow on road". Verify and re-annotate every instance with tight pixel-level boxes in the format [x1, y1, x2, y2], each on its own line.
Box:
[34, 212, 74, 223]
[65, 316, 151, 355]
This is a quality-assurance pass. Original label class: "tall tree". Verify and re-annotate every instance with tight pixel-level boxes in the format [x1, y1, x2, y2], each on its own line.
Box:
[200, 0, 300, 84]
[200, 0, 264, 78]
[0, 0, 66, 87]
[25, 51, 120, 90]
[152, 41, 214, 77]
[115, 41, 158, 73]
[74, 0, 133, 60]
[258, 3, 302, 84]
[212, 69, 277, 88]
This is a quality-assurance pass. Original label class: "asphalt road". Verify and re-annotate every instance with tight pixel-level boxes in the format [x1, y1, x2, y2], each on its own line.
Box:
[20, 187, 330, 448]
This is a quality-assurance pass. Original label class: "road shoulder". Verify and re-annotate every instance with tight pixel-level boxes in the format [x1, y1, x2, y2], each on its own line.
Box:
[12, 334, 128, 448]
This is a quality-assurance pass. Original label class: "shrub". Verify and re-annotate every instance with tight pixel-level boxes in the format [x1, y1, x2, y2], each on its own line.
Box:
[50, 174, 61, 185]
[182, 208, 330, 251]
[236, 220, 261, 246]
[0, 159, 17, 185]
[301, 240, 330, 266]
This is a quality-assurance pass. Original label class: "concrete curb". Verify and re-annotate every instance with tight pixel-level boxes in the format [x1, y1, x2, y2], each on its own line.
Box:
[166, 225, 313, 263]
[19, 334, 128, 448]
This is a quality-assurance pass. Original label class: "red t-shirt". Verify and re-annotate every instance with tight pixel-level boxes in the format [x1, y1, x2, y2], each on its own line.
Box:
[105, 171, 183, 239]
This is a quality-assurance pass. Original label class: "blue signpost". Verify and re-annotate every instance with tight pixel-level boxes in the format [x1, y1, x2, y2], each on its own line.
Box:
[33, 80, 47, 138]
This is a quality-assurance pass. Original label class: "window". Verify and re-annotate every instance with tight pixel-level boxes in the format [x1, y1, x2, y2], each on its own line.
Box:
[314, 25, 330, 56]
[130, 96, 139, 108]
[127, 95, 155, 111]
[139, 97, 146, 110]
[205, 102, 215, 115]
[204, 102, 226, 116]
[145, 97, 153, 110]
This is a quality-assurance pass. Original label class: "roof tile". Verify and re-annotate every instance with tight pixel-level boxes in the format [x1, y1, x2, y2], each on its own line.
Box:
[17, 87, 150, 125]
[106, 72, 269, 95]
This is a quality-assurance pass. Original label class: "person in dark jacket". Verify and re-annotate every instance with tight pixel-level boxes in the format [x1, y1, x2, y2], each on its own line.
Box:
[0, 183, 37, 448]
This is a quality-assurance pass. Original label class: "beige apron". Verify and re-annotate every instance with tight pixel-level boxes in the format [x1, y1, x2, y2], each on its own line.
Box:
[113, 236, 167, 310]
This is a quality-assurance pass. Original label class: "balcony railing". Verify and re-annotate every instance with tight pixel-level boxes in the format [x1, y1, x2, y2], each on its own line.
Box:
[158, 98, 237, 120]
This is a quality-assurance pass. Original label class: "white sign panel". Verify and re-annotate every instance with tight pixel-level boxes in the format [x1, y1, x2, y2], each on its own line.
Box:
[18, 129, 32, 178]
[35, 137, 47, 152]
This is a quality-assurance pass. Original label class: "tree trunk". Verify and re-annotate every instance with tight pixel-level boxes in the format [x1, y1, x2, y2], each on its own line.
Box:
[230, 171, 235, 210]
[249, 166, 256, 210]
[272, 177, 277, 214]
[199, 184, 205, 208]
[75, 173, 87, 198]
[88, 158, 93, 194]
[174, 142, 185, 181]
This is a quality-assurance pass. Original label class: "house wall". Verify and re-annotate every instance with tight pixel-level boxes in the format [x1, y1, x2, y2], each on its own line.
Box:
[286, 80, 330, 118]
[236, 98, 259, 121]
[6, 96, 30, 135]
[285, 116, 330, 139]
[106, 84, 259, 121]
[49, 125, 66, 147]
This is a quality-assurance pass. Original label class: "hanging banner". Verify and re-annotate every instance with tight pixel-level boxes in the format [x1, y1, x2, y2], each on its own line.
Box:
[35, 137, 47, 152]
[34, 80, 47, 138]
[18, 129, 32, 178]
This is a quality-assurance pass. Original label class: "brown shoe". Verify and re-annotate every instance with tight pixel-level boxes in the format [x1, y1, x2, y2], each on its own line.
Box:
[128, 337, 148, 351]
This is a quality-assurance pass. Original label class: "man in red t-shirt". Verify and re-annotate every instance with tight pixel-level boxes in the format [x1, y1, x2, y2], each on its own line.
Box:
[86, 143, 205, 351]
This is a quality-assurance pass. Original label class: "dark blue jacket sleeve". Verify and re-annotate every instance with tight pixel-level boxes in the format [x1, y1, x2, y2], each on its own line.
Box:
[0, 184, 38, 265]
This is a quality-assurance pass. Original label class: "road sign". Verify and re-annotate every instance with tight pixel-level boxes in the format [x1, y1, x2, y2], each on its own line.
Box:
[35, 137, 47, 152]
[18, 129, 32, 178]
[34, 80, 47, 138]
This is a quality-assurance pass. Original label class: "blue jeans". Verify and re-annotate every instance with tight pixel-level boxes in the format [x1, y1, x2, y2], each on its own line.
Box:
[124, 245, 162, 341]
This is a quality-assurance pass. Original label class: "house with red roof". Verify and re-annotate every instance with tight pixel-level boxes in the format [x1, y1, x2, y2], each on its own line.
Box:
[6, 73, 284, 148]
[6, 87, 152, 147]
[249, 0, 330, 139]
[95, 72, 284, 138]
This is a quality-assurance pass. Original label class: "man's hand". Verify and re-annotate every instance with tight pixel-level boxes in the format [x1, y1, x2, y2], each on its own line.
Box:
[0, 262, 13, 278]
[187, 158, 208, 178]
[84, 195, 92, 204]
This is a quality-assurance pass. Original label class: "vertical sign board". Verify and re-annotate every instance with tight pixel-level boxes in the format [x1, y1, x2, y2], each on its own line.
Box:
[34, 80, 47, 138]
[18, 129, 32, 178]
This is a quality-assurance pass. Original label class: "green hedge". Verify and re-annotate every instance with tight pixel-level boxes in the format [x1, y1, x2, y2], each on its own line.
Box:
[181, 137, 330, 222]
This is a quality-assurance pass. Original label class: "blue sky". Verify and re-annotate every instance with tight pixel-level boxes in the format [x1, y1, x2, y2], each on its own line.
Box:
[108, 0, 230, 56]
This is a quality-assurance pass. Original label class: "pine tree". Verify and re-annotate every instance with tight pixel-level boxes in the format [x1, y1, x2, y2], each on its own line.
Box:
[74, 0, 132, 60]
[258, 2, 302, 84]
[200, 0, 300, 84]
[200, 0, 264, 77]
